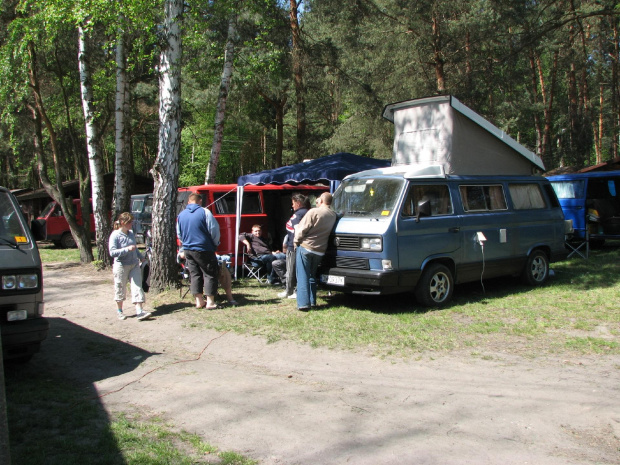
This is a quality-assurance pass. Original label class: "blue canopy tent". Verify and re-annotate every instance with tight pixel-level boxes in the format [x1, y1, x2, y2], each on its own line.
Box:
[234, 152, 391, 278]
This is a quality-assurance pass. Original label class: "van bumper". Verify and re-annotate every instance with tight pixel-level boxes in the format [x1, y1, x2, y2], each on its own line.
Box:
[319, 267, 418, 295]
[1, 317, 49, 360]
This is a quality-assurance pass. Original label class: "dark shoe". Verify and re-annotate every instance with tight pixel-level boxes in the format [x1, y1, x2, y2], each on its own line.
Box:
[298, 306, 310, 312]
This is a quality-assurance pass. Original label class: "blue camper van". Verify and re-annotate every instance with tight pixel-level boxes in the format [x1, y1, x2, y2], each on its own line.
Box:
[319, 166, 568, 307]
[547, 171, 620, 243]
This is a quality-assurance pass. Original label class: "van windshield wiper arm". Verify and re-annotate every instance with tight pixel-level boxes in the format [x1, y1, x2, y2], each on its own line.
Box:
[0, 236, 22, 251]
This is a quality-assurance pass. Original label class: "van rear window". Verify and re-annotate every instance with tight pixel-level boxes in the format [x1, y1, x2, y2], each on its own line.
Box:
[550, 180, 584, 199]
[509, 184, 547, 210]
[460, 185, 507, 212]
[213, 192, 262, 215]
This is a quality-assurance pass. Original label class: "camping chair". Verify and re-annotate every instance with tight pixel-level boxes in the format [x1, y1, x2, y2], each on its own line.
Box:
[242, 246, 269, 284]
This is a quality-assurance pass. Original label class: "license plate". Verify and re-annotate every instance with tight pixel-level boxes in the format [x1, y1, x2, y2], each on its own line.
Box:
[321, 274, 344, 286]
[7, 310, 27, 321]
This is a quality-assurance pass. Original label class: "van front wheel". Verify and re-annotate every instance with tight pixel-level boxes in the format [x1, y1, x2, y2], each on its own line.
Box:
[415, 263, 454, 307]
[522, 250, 549, 286]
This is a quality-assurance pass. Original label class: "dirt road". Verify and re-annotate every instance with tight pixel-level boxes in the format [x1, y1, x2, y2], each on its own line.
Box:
[40, 262, 620, 464]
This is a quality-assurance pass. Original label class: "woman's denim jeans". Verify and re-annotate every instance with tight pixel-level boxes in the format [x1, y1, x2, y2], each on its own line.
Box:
[295, 246, 323, 309]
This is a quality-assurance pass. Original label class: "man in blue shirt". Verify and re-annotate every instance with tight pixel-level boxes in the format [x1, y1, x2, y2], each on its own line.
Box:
[177, 193, 221, 309]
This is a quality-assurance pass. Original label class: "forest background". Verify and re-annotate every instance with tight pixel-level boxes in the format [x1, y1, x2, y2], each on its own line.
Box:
[1, 0, 619, 289]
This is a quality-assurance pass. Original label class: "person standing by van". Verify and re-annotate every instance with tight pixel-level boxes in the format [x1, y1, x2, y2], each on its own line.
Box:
[277, 193, 310, 299]
[177, 193, 221, 309]
[109, 212, 151, 320]
[294, 192, 338, 311]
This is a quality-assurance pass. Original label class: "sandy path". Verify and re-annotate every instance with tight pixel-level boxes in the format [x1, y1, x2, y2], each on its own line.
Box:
[41, 263, 620, 464]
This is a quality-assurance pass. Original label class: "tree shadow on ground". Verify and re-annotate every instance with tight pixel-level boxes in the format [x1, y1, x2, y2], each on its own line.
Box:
[5, 317, 155, 464]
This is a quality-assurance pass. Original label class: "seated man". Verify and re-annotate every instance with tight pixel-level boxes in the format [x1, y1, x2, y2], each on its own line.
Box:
[239, 224, 285, 284]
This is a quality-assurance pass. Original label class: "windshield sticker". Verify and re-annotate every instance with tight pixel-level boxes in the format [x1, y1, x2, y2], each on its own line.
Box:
[14, 236, 27, 243]
[381, 210, 390, 216]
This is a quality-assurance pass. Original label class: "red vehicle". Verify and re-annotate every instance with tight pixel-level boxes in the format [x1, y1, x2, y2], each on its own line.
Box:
[31, 199, 96, 248]
[177, 183, 329, 265]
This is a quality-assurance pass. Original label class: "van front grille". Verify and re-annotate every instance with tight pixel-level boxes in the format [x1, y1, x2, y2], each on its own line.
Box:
[335, 256, 369, 270]
[334, 235, 360, 249]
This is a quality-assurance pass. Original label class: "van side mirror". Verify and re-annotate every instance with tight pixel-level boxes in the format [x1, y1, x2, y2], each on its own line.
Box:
[416, 199, 431, 222]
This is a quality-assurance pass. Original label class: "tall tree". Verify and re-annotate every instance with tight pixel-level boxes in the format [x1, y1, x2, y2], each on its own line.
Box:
[78, 22, 111, 265]
[150, 0, 183, 291]
[206, 14, 237, 184]
[290, 0, 307, 162]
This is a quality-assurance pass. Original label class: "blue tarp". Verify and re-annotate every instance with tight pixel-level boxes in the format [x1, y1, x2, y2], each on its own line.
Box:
[237, 152, 391, 192]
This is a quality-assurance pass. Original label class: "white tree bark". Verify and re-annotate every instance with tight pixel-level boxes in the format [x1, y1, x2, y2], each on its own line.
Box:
[150, 0, 183, 290]
[113, 26, 132, 217]
[205, 15, 237, 184]
[78, 24, 111, 264]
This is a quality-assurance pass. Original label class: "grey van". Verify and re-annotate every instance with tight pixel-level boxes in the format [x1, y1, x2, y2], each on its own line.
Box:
[319, 166, 568, 307]
[0, 186, 48, 361]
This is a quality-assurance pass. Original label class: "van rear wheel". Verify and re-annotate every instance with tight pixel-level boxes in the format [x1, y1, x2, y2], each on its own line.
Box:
[415, 263, 454, 307]
[60, 232, 76, 249]
[522, 250, 549, 286]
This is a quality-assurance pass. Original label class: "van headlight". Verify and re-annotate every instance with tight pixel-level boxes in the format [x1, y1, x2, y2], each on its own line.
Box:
[2, 274, 38, 290]
[360, 237, 382, 251]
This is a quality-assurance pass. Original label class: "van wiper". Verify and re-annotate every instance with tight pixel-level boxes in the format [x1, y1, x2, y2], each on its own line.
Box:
[0, 236, 21, 250]
[345, 211, 367, 216]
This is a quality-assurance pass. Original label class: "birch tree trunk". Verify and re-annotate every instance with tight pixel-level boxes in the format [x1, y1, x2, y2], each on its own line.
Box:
[114, 27, 133, 218]
[150, 0, 183, 291]
[206, 15, 237, 184]
[78, 24, 112, 266]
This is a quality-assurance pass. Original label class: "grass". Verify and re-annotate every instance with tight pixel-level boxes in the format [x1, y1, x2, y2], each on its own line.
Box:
[150, 241, 620, 359]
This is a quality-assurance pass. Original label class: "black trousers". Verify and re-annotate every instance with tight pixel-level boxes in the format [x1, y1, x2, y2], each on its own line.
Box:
[184, 249, 218, 296]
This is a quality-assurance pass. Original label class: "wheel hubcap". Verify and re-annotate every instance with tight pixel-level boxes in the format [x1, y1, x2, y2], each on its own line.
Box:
[430, 273, 449, 302]
[531, 257, 547, 281]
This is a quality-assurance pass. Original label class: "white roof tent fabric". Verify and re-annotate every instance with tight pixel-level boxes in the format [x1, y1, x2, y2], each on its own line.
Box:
[382, 95, 544, 175]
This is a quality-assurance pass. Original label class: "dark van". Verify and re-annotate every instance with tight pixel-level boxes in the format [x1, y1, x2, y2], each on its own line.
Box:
[319, 166, 568, 307]
[0, 186, 48, 361]
[130, 193, 153, 244]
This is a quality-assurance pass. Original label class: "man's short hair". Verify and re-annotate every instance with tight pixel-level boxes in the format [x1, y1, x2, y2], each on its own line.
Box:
[188, 193, 202, 204]
[321, 193, 333, 206]
[252, 224, 262, 230]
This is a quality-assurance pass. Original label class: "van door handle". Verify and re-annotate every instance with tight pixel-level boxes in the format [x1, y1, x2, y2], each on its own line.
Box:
[448, 227, 460, 233]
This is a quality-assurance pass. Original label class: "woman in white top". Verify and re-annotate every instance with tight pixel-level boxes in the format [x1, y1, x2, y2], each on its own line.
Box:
[108, 212, 151, 320]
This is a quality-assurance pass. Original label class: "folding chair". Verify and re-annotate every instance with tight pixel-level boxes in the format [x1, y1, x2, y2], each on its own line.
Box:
[242, 246, 269, 284]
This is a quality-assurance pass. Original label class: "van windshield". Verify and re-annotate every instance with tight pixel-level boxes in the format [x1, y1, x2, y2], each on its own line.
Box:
[0, 191, 30, 245]
[333, 178, 405, 218]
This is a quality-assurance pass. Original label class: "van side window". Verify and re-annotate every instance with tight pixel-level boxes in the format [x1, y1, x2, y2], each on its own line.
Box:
[509, 184, 546, 210]
[460, 185, 507, 212]
[402, 185, 453, 217]
[214, 192, 236, 214]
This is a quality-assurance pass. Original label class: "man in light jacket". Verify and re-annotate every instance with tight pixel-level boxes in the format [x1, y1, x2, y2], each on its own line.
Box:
[294, 192, 338, 311]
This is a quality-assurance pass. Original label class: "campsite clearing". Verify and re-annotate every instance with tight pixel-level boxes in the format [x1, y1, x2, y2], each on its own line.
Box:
[6, 245, 620, 464]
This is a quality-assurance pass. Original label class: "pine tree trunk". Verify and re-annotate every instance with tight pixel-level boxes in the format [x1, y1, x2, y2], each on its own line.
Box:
[78, 25, 112, 266]
[150, 0, 183, 292]
[290, 0, 306, 162]
[206, 15, 236, 184]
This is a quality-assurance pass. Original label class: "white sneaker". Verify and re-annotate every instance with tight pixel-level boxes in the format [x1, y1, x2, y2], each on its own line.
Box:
[117, 312, 127, 320]
[277, 290, 288, 298]
[136, 311, 152, 321]
[287, 293, 297, 299]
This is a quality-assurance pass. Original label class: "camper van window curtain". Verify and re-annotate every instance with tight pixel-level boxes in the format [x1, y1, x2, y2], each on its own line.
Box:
[460, 185, 507, 212]
[509, 184, 546, 210]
